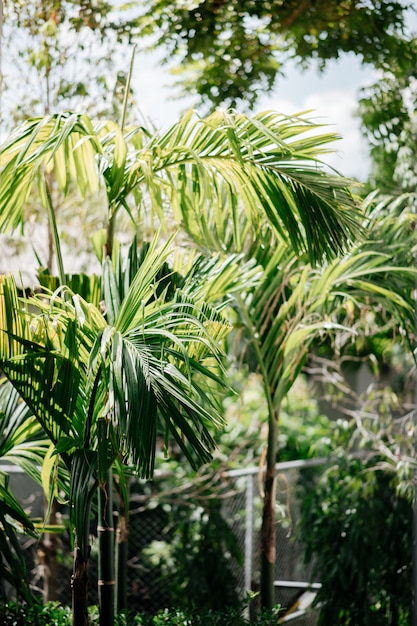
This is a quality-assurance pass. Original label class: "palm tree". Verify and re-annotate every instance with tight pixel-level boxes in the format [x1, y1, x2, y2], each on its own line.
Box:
[230, 217, 416, 608]
[0, 106, 366, 617]
[0, 234, 236, 625]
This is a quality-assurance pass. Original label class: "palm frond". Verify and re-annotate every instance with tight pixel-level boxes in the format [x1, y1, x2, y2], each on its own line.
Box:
[0, 379, 51, 485]
[1, 231, 232, 483]
[236, 230, 417, 414]
[0, 471, 37, 604]
[0, 276, 91, 450]
[0, 110, 363, 263]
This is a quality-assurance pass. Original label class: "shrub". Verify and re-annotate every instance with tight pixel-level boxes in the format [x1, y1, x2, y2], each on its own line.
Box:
[0, 602, 281, 625]
[0, 601, 71, 626]
[298, 451, 412, 625]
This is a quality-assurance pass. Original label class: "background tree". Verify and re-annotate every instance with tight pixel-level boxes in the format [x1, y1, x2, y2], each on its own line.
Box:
[358, 38, 417, 195]
[0, 1, 143, 276]
[2, 2, 415, 118]
[0, 0, 141, 128]
[136, 0, 414, 109]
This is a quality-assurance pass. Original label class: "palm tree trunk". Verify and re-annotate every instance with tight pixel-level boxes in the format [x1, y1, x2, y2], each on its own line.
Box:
[39, 499, 60, 602]
[71, 544, 90, 626]
[260, 409, 279, 610]
[116, 485, 129, 612]
[116, 516, 129, 612]
[98, 470, 115, 626]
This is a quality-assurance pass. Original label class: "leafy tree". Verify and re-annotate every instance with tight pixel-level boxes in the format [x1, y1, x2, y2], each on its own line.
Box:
[0, 0, 141, 128]
[136, 0, 414, 109]
[358, 39, 417, 195]
[132, 194, 415, 612]
[3, 2, 414, 117]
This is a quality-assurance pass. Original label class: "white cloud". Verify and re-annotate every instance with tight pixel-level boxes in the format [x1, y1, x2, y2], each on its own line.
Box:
[300, 90, 369, 180]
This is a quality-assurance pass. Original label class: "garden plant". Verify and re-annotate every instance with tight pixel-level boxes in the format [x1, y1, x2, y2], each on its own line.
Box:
[0, 32, 415, 626]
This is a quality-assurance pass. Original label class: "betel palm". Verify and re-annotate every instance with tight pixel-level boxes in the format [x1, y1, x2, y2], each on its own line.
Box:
[0, 105, 363, 618]
[230, 200, 416, 608]
[0, 235, 236, 625]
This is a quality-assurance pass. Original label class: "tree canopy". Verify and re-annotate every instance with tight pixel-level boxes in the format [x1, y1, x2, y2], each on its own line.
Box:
[137, 0, 414, 108]
[1, 0, 139, 126]
[358, 37, 417, 194]
[2, 1, 415, 117]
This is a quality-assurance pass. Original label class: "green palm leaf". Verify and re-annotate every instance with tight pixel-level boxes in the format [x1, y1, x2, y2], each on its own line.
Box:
[0, 380, 50, 485]
[0, 471, 37, 604]
[0, 235, 232, 500]
[0, 381, 47, 604]
[0, 109, 362, 263]
[238, 233, 416, 414]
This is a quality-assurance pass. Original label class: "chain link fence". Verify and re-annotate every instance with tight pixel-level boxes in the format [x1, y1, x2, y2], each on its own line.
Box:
[223, 462, 321, 625]
[6, 458, 325, 623]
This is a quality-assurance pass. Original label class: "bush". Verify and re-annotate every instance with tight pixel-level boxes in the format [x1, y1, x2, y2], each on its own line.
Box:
[298, 451, 412, 625]
[0, 601, 71, 626]
[0, 602, 281, 625]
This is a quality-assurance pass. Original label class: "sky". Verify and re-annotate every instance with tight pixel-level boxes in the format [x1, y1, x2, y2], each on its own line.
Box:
[131, 47, 377, 181]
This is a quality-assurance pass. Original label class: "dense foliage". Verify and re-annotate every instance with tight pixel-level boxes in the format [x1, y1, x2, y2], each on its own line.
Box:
[1, 3, 417, 623]
[2, 1, 415, 116]
[1, 0, 140, 125]
[299, 449, 413, 625]
[0, 98, 367, 620]
[0, 602, 282, 626]
[359, 38, 417, 194]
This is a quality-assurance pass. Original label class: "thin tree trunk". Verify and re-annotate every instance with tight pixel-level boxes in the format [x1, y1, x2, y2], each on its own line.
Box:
[39, 499, 60, 602]
[104, 212, 116, 260]
[116, 490, 129, 612]
[45, 170, 59, 275]
[71, 544, 89, 626]
[116, 518, 129, 612]
[47, 215, 54, 273]
[98, 470, 115, 626]
[260, 409, 279, 610]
